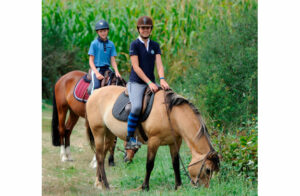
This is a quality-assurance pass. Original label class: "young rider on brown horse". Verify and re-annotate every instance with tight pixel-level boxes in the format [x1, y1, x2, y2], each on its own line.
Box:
[126, 16, 170, 150]
[88, 19, 122, 93]
[89, 19, 122, 167]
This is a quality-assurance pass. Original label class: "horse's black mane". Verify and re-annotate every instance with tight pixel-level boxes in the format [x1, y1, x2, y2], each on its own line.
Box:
[164, 90, 212, 145]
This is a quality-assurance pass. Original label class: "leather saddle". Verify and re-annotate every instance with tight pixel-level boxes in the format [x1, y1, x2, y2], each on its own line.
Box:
[87, 69, 115, 95]
[112, 87, 158, 122]
[112, 87, 160, 142]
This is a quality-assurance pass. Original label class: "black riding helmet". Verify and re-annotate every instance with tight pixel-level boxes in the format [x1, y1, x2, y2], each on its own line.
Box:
[95, 19, 109, 31]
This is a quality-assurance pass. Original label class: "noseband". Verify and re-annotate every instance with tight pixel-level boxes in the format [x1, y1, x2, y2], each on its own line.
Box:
[187, 150, 215, 186]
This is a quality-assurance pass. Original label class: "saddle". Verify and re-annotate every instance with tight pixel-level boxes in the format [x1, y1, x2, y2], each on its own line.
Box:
[112, 87, 157, 122]
[73, 69, 115, 103]
[112, 87, 160, 142]
[87, 69, 115, 95]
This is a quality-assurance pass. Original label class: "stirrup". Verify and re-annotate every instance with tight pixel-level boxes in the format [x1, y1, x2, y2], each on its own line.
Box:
[125, 136, 142, 150]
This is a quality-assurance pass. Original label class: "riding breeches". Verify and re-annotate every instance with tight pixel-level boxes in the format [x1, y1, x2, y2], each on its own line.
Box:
[127, 82, 148, 115]
[127, 81, 159, 137]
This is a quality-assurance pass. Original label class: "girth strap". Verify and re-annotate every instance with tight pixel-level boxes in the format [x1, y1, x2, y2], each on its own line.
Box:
[137, 124, 148, 142]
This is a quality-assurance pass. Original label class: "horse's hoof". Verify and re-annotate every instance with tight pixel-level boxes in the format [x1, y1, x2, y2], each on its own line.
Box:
[94, 178, 103, 190]
[94, 182, 103, 190]
[61, 155, 68, 162]
[108, 161, 115, 166]
[142, 184, 149, 191]
[175, 184, 182, 190]
[67, 155, 74, 162]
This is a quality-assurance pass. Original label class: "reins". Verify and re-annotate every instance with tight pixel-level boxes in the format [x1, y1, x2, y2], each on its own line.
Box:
[163, 90, 210, 185]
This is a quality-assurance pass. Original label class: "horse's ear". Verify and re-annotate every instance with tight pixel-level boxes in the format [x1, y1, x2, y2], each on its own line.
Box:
[207, 151, 220, 172]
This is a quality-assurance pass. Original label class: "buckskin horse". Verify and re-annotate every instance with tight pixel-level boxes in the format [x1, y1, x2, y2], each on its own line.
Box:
[51, 70, 130, 164]
[85, 85, 220, 190]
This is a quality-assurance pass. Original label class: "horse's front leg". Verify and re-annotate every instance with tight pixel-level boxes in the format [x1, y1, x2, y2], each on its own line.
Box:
[169, 139, 182, 190]
[142, 138, 160, 191]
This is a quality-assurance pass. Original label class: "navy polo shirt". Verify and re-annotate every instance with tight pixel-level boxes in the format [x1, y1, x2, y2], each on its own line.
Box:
[129, 38, 161, 84]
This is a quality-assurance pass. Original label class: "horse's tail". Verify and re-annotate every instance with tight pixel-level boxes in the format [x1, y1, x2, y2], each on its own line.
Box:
[85, 114, 95, 153]
[51, 88, 60, 146]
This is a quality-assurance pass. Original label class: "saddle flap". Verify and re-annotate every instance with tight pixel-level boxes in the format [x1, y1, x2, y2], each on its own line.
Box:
[112, 87, 157, 122]
[141, 87, 153, 114]
[112, 92, 131, 121]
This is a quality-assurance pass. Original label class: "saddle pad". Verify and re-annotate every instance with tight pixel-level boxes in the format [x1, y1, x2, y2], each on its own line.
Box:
[112, 91, 155, 122]
[73, 75, 90, 103]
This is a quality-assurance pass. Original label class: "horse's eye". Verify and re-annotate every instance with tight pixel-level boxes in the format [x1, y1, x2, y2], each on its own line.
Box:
[206, 168, 211, 175]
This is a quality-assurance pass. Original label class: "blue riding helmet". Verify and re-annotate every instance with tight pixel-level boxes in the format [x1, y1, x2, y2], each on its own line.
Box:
[95, 19, 109, 31]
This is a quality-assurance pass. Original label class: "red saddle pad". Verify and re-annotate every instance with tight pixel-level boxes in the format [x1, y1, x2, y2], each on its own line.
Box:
[73, 76, 90, 103]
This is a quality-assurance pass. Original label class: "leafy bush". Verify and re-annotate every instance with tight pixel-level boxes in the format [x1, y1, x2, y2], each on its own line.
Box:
[212, 117, 258, 181]
[171, 8, 257, 127]
[42, 6, 86, 98]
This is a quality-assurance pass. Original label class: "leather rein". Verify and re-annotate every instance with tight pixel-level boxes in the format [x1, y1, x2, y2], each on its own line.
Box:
[163, 91, 213, 186]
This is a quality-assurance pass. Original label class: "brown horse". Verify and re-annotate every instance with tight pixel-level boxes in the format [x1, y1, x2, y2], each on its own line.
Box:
[51, 70, 128, 164]
[85, 85, 220, 190]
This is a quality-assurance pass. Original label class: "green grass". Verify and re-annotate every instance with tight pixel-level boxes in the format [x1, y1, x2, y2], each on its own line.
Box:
[42, 104, 257, 195]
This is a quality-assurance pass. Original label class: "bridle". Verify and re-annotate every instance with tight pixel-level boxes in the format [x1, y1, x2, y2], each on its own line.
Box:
[163, 90, 214, 186]
[187, 150, 215, 186]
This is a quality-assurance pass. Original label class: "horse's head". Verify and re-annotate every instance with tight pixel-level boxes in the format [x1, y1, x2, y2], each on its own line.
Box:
[188, 151, 220, 188]
[124, 148, 138, 162]
[164, 89, 221, 188]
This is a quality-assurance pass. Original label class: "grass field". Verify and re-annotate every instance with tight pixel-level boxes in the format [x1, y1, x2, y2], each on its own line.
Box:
[42, 103, 257, 195]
